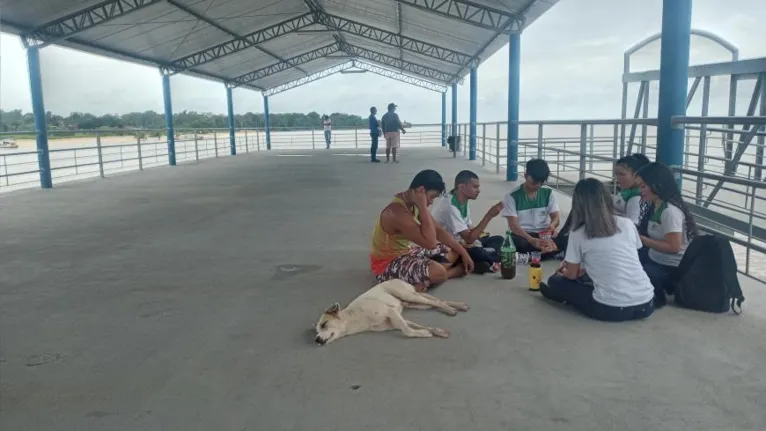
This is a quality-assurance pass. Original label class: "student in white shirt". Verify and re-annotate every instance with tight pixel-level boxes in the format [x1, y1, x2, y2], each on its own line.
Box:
[430, 170, 504, 274]
[635, 162, 699, 308]
[322, 115, 332, 149]
[558, 153, 650, 236]
[541, 178, 655, 321]
[500, 159, 566, 259]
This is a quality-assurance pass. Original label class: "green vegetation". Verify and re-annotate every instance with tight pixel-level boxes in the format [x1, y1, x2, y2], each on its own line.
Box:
[0, 109, 368, 137]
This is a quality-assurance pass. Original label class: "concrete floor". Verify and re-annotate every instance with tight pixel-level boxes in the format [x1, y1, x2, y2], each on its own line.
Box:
[1, 148, 765, 431]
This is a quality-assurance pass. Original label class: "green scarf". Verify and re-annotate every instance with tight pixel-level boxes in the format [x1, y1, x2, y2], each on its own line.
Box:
[619, 187, 642, 203]
[650, 201, 668, 224]
[450, 192, 468, 219]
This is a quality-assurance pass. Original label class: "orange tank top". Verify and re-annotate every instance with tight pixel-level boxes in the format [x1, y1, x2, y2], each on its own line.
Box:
[370, 195, 420, 275]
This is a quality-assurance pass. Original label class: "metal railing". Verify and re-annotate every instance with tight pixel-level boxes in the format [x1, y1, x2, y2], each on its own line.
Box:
[0, 126, 444, 192]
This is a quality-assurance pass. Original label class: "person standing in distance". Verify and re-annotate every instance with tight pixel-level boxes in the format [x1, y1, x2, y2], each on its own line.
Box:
[368, 106, 381, 163]
[381, 102, 406, 163]
[322, 114, 332, 149]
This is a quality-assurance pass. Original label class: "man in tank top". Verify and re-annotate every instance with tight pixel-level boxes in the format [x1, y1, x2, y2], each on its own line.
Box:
[370, 170, 474, 291]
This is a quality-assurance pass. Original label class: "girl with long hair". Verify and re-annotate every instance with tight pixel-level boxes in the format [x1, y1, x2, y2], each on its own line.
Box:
[614, 153, 651, 225]
[635, 162, 699, 307]
[541, 178, 654, 322]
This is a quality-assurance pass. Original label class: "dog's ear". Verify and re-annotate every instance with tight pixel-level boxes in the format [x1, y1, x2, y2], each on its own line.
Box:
[325, 302, 340, 315]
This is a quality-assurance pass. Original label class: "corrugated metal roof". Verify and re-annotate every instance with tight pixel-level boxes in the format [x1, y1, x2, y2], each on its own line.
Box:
[0, 0, 560, 93]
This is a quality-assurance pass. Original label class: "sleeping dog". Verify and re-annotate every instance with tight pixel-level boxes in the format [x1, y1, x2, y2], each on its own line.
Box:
[314, 279, 469, 345]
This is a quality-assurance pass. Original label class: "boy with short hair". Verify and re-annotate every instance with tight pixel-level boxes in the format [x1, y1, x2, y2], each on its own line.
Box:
[500, 159, 567, 259]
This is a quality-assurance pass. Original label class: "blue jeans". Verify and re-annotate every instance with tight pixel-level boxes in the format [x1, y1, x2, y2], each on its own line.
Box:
[639, 247, 677, 294]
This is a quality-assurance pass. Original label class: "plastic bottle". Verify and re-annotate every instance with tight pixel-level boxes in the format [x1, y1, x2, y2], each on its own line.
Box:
[500, 230, 517, 280]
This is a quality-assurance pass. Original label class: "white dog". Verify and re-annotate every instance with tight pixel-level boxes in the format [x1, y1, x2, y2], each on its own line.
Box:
[314, 279, 469, 345]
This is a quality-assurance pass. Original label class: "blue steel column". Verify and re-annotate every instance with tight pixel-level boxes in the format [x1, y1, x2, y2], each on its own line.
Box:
[469, 67, 478, 160]
[162, 74, 176, 166]
[226, 86, 236, 156]
[507, 33, 521, 181]
[26, 47, 52, 189]
[656, 0, 692, 177]
[263, 95, 271, 150]
[451, 83, 458, 141]
[441, 92, 447, 147]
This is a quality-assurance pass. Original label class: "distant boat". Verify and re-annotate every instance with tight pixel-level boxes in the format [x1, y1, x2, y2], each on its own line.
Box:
[0, 139, 18, 149]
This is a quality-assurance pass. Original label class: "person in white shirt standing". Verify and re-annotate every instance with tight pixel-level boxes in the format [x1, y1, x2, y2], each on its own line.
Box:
[541, 178, 655, 321]
[322, 115, 332, 149]
[635, 162, 699, 308]
[430, 170, 504, 274]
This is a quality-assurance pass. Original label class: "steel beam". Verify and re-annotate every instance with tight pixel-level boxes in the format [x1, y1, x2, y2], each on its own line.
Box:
[469, 67, 477, 160]
[304, 0, 351, 55]
[392, 0, 522, 32]
[232, 43, 340, 86]
[656, 0, 692, 178]
[344, 45, 455, 84]
[264, 96, 272, 150]
[623, 57, 766, 83]
[22, 0, 164, 47]
[162, 73, 177, 166]
[26, 47, 52, 189]
[226, 85, 236, 156]
[507, 32, 520, 181]
[264, 62, 355, 96]
[319, 14, 472, 66]
[441, 92, 447, 147]
[169, 13, 315, 72]
[451, 83, 458, 140]
[352, 62, 447, 92]
[166, 0, 309, 76]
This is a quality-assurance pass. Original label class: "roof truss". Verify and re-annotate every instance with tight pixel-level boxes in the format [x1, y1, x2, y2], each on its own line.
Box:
[263, 60, 447, 96]
[391, 0, 523, 33]
[22, 0, 165, 48]
[14, 0, 539, 93]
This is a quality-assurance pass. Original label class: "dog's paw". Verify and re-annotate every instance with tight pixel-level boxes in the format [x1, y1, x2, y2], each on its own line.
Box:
[444, 306, 458, 316]
[429, 327, 450, 338]
[451, 302, 469, 312]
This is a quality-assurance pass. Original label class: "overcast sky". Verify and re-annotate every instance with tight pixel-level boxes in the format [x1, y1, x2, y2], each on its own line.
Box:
[1, 0, 764, 123]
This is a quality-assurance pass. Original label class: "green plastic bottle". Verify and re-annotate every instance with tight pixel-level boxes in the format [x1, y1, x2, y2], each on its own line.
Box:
[500, 230, 517, 280]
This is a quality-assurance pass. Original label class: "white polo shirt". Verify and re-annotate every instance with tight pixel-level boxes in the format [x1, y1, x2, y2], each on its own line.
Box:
[646, 202, 689, 267]
[430, 193, 473, 243]
[565, 216, 654, 307]
[500, 186, 559, 233]
[613, 187, 643, 225]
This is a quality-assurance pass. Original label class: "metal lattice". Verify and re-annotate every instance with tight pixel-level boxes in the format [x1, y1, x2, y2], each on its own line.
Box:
[391, 0, 521, 32]
[23, 0, 164, 47]
[169, 13, 316, 72]
[352, 62, 448, 92]
[232, 43, 340, 86]
[263, 62, 355, 96]
[319, 14, 472, 66]
[344, 44, 458, 84]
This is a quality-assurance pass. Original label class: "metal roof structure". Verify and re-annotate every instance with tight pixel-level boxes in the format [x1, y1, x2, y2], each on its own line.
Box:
[0, 0, 558, 95]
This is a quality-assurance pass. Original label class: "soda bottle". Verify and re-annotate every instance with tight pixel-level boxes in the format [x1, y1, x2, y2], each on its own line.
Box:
[500, 230, 517, 280]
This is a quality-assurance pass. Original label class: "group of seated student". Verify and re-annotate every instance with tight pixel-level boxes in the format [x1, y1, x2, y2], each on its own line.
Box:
[543, 154, 699, 321]
[368, 154, 698, 320]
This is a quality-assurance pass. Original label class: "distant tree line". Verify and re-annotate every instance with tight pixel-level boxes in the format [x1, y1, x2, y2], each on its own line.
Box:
[0, 109, 369, 134]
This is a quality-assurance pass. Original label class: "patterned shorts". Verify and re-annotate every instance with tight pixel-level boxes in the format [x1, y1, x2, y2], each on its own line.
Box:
[376, 243, 450, 288]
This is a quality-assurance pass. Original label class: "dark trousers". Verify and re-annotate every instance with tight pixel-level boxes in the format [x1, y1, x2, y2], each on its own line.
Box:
[512, 232, 568, 256]
[370, 133, 379, 160]
[466, 235, 504, 264]
[542, 274, 654, 322]
[639, 248, 677, 306]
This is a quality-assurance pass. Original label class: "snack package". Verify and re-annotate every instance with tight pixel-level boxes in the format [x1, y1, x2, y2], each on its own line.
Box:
[539, 229, 558, 253]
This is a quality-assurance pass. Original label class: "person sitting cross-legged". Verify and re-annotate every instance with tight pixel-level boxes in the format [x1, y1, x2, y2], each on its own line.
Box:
[500, 158, 567, 262]
[540, 178, 655, 322]
[430, 170, 505, 274]
[370, 169, 475, 292]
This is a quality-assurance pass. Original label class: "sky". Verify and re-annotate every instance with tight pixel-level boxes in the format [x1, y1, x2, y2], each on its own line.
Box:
[1, 0, 765, 124]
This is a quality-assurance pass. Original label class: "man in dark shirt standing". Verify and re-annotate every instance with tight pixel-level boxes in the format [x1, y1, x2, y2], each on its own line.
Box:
[381, 102, 406, 163]
[368, 106, 381, 163]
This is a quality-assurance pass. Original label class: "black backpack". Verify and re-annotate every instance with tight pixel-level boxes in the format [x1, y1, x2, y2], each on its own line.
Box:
[672, 234, 745, 314]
